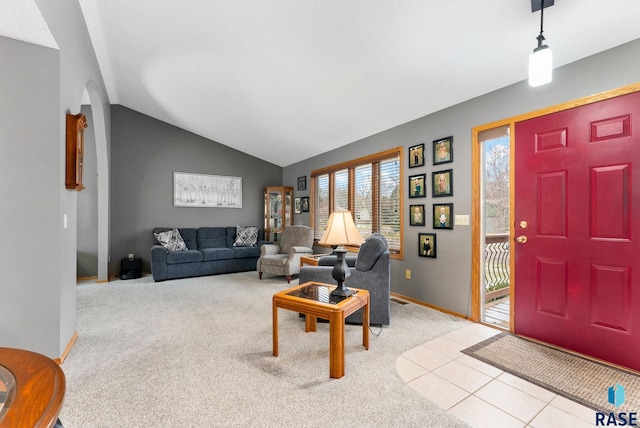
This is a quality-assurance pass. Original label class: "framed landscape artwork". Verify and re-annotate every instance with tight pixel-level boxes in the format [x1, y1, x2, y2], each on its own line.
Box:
[174, 172, 242, 208]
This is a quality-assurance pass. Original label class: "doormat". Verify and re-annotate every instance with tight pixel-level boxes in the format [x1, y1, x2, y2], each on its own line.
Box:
[462, 332, 640, 414]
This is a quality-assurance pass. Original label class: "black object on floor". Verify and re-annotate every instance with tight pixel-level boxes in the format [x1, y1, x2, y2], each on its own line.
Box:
[120, 257, 142, 280]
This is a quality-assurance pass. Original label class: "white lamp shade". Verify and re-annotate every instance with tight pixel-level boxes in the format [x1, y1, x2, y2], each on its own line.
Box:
[529, 46, 553, 87]
[318, 211, 365, 246]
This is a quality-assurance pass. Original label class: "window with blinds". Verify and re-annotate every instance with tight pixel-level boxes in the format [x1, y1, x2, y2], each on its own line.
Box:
[380, 158, 401, 252]
[334, 169, 349, 211]
[316, 174, 330, 235]
[311, 147, 403, 257]
[354, 164, 372, 237]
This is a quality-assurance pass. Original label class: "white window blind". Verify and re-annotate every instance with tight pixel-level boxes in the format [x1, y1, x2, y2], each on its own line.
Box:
[379, 158, 401, 251]
[354, 164, 372, 237]
[315, 174, 330, 238]
[334, 169, 349, 212]
[311, 148, 403, 256]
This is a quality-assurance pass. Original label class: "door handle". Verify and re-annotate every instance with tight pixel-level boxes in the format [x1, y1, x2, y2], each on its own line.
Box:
[516, 236, 528, 243]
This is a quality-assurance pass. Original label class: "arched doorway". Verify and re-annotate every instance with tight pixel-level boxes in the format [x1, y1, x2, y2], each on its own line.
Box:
[79, 80, 110, 282]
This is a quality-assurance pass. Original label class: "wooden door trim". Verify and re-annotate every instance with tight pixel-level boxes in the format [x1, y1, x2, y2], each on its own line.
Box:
[471, 82, 640, 325]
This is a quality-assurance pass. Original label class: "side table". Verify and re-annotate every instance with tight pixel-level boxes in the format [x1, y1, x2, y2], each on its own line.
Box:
[299, 254, 328, 268]
[0, 347, 65, 427]
[272, 281, 369, 379]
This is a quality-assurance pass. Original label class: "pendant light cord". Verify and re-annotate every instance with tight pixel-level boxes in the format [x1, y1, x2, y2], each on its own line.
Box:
[540, 0, 545, 36]
[536, 0, 546, 49]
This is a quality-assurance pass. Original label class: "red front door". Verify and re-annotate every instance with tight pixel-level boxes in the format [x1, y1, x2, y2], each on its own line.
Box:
[514, 91, 640, 372]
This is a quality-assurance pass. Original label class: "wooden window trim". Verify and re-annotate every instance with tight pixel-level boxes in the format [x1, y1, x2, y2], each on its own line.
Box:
[310, 147, 403, 259]
[311, 147, 402, 178]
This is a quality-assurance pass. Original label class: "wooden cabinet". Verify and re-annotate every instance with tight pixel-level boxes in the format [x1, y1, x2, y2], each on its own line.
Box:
[264, 186, 293, 242]
[65, 113, 88, 191]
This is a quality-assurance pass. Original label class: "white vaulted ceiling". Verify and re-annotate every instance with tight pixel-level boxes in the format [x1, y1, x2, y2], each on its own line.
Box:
[77, 0, 640, 167]
[0, 0, 57, 49]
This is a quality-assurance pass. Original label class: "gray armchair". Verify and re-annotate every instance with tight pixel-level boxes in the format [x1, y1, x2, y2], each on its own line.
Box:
[257, 225, 314, 283]
[299, 233, 390, 325]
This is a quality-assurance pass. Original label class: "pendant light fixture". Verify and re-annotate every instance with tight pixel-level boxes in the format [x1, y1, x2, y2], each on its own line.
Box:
[529, 0, 554, 87]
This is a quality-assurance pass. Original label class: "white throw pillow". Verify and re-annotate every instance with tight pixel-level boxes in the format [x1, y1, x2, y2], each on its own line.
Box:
[233, 226, 259, 247]
[154, 228, 187, 251]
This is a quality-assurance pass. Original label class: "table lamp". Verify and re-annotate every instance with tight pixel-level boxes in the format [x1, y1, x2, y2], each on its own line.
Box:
[318, 211, 365, 298]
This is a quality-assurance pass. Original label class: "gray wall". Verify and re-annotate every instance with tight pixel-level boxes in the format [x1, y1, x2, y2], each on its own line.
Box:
[78, 105, 99, 277]
[0, 0, 111, 359]
[109, 106, 283, 275]
[0, 36, 61, 355]
[284, 38, 640, 317]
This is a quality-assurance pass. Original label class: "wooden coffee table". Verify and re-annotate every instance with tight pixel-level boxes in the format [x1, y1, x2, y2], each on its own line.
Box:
[272, 281, 369, 379]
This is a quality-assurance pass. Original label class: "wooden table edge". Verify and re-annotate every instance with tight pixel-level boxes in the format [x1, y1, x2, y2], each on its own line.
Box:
[0, 347, 65, 428]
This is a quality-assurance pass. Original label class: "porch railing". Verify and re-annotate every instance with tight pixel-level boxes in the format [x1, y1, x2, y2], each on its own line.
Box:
[484, 233, 510, 303]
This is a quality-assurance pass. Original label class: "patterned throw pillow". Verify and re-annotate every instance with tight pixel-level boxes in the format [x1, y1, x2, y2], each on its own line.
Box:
[233, 226, 259, 247]
[154, 228, 187, 251]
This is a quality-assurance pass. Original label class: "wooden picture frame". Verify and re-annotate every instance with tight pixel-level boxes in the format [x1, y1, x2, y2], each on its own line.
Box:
[433, 203, 453, 229]
[408, 143, 425, 168]
[410, 204, 425, 226]
[409, 173, 426, 198]
[433, 136, 453, 165]
[432, 169, 453, 197]
[419, 233, 436, 258]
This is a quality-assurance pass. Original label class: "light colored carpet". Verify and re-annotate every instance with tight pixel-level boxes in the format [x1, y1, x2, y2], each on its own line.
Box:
[59, 272, 472, 427]
[462, 332, 640, 414]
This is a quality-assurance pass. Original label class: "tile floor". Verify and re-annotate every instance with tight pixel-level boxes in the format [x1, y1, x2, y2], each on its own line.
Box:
[396, 323, 599, 427]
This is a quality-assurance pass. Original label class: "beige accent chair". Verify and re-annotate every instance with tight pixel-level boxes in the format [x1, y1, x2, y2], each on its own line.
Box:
[257, 225, 314, 283]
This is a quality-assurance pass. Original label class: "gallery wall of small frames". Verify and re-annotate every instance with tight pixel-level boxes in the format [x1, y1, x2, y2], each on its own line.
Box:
[408, 136, 454, 258]
[294, 176, 309, 214]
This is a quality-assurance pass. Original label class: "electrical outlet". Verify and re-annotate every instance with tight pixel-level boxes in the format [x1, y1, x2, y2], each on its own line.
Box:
[405, 269, 411, 280]
[128, 253, 134, 260]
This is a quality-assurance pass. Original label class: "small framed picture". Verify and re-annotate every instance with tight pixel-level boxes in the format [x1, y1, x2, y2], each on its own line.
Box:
[433, 136, 453, 165]
[409, 173, 426, 198]
[410, 204, 425, 226]
[294, 197, 301, 214]
[433, 203, 453, 229]
[297, 176, 307, 191]
[419, 233, 437, 258]
[432, 169, 453, 197]
[408, 143, 425, 168]
[301, 197, 310, 212]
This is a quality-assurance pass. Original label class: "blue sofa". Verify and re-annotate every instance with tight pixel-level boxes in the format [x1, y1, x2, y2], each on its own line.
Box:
[150, 227, 266, 282]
